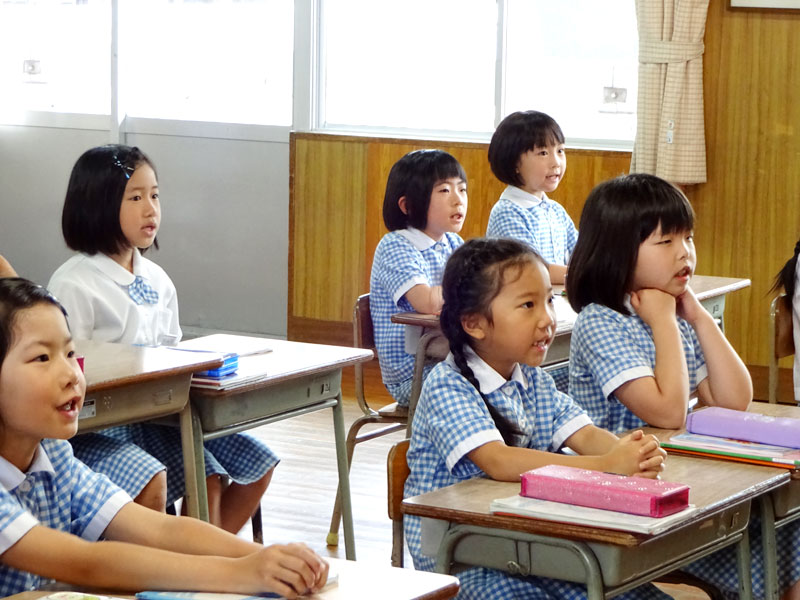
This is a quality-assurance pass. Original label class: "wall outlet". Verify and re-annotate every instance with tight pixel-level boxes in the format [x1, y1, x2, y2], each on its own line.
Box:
[603, 86, 627, 104]
[23, 59, 41, 75]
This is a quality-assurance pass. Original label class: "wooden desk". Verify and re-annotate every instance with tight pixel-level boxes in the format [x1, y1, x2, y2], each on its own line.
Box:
[6, 558, 460, 600]
[76, 339, 223, 434]
[182, 338, 373, 561]
[646, 401, 800, 600]
[402, 455, 789, 599]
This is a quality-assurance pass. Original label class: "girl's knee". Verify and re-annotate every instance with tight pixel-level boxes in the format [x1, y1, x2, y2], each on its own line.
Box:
[135, 470, 167, 512]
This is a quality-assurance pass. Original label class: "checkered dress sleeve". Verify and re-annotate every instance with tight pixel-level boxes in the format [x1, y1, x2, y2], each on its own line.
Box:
[568, 304, 655, 432]
[486, 199, 540, 250]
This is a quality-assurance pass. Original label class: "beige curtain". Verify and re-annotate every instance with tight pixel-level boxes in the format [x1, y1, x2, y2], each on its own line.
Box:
[631, 0, 710, 184]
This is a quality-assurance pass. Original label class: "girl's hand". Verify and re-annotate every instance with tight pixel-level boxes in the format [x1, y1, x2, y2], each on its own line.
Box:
[604, 430, 666, 479]
[675, 286, 706, 325]
[630, 289, 676, 327]
[242, 543, 329, 598]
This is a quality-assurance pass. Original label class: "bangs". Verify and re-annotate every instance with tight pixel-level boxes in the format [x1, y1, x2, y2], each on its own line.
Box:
[527, 122, 565, 151]
[634, 178, 695, 242]
[431, 153, 467, 184]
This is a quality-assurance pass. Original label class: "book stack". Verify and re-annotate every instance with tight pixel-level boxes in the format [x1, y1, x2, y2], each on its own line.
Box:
[661, 407, 800, 468]
[171, 334, 273, 391]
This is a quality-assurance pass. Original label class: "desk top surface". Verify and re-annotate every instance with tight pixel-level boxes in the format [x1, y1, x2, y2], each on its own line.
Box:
[392, 274, 751, 328]
[402, 452, 788, 547]
[76, 340, 224, 394]
[189, 338, 374, 397]
[6, 558, 460, 600]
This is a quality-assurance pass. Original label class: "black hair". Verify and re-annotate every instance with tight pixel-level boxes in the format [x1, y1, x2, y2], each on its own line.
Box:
[567, 173, 695, 315]
[771, 236, 800, 309]
[62, 144, 158, 256]
[488, 111, 565, 188]
[382, 149, 467, 231]
[0, 278, 68, 372]
[440, 237, 546, 446]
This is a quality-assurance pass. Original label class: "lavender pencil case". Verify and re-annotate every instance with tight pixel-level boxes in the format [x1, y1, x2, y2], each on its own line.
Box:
[520, 465, 690, 517]
[686, 407, 800, 449]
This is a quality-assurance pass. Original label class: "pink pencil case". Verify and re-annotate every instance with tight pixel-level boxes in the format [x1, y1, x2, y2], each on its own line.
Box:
[520, 465, 690, 517]
[686, 407, 800, 449]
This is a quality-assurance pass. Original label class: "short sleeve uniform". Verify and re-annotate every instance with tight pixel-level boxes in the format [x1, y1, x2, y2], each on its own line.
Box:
[568, 302, 708, 433]
[568, 303, 800, 597]
[403, 349, 670, 599]
[486, 186, 578, 265]
[369, 229, 462, 405]
[48, 251, 278, 505]
[0, 439, 130, 596]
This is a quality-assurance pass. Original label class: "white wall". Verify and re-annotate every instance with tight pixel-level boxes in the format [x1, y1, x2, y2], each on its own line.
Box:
[0, 125, 290, 337]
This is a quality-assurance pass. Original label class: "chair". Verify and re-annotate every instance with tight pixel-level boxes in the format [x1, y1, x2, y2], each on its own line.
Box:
[387, 438, 411, 567]
[769, 294, 795, 404]
[326, 294, 409, 546]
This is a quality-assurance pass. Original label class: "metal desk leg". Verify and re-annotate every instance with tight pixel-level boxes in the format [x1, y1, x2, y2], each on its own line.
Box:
[332, 391, 356, 560]
[760, 495, 780, 600]
[737, 525, 753, 600]
[180, 401, 209, 521]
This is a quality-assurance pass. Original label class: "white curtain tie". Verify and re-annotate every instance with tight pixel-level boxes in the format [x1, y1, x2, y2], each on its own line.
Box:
[639, 40, 704, 64]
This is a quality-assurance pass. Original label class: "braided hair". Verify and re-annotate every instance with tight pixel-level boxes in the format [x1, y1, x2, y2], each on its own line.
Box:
[440, 237, 545, 446]
[772, 237, 800, 309]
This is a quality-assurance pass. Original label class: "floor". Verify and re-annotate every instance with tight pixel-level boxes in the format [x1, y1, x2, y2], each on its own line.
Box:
[240, 364, 712, 599]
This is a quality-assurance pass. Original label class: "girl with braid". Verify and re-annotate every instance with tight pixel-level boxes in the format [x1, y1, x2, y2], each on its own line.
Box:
[772, 236, 800, 403]
[403, 237, 668, 600]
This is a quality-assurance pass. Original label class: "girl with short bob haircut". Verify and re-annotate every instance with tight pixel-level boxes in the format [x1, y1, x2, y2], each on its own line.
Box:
[404, 237, 667, 599]
[486, 110, 575, 284]
[0, 277, 328, 598]
[370, 149, 468, 406]
[49, 144, 278, 533]
[568, 174, 800, 599]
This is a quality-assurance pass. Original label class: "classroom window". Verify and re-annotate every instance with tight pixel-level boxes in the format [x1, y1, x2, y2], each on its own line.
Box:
[0, 0, 110, 116]
[504, 0, 638, 144]
[320, 0, 498, 135]
[317, 0, 639, 145]
[120, 0, 294, 126]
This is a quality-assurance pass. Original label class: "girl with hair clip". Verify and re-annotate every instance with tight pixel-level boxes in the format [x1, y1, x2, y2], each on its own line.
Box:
[772, 236, 800, 403]
[568, 173, 800, 600]
[370, 149, 467, 406]
[0, 277, 329, 598]
[486, 110, 576, 285]
[404, 237, 668, 600]
[47, 145, 277, 533]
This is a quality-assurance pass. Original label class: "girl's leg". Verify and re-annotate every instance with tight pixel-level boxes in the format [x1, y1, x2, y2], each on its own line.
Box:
[783, 580, 800, 600]
[218, 467, 274, 534]
[206, 473, 223, 528]
[134, 470, 168, 512]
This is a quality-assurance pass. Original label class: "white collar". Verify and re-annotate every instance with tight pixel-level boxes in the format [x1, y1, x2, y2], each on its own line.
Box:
[396, 227, 439, 251]
[0, 444, 55, 490]
[446, 345, 528, 394]
[86, 249, 143, 286]
[500, 185, 549, 209]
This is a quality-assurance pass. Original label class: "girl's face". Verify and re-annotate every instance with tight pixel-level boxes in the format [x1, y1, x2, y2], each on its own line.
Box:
[118, 163, 161, 253]
[516, 143, 566, 198]
[466, 260, 556, 379]
[0, 304, 85, 470]
[632, 224, 696, 296]
[420, 176, 467, 241]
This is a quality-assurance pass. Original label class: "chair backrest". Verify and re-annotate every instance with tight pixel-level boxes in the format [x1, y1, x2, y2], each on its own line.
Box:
[353, 293, 377, 413]
[387, 438, 410, 522]
[354, 293, 376, 352]
[774, 294, 795, 360]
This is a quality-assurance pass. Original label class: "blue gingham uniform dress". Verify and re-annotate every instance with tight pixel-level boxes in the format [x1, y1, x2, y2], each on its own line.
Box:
[0, 439, 130, 596]
[568, 302, 708, 433]
[99, 424, 279, 506]
[370, 228, 463, 406]
[486, 186, 578, 266]
[404, 349, 670, 599]
[569, 303, 800, 598]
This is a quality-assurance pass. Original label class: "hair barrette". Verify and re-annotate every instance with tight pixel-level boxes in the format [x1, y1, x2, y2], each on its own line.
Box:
[112, 155, 134, 180]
